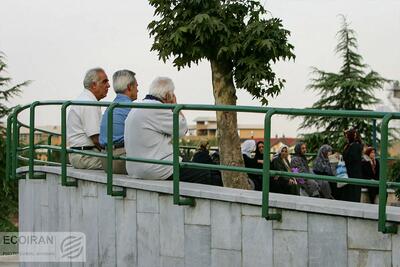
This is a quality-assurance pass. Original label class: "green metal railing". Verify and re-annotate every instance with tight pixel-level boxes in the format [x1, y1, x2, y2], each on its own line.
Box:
[5, 101, 400, 234]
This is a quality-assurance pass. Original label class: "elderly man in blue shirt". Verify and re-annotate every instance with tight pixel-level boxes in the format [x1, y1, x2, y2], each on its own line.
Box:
[99, 69, 138, 174]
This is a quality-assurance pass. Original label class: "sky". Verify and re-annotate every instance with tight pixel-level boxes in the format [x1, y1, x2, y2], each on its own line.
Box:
[1, 0, 399, 137]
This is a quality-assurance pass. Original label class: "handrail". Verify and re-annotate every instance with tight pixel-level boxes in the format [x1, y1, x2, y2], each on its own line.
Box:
[6, 100, 400, 234]
[18, 122, 61, 137]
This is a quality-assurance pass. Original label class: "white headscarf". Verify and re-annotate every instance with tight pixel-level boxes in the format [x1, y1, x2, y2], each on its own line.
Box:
[241, 140, 256, 158]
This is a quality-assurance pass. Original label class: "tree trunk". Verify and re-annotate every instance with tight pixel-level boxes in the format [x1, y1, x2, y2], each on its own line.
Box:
[210, 60, 251, 189]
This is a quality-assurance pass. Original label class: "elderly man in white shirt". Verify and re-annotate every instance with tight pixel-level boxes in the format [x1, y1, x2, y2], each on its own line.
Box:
[67, 67, 110, 169]
[125, 77, 221, 185]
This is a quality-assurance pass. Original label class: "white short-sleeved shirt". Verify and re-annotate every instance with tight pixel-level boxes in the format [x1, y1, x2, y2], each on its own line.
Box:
[67, 89, 101, 147]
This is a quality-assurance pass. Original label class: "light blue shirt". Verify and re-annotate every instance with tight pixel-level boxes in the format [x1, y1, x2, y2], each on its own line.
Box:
[99, 94, 132, 146]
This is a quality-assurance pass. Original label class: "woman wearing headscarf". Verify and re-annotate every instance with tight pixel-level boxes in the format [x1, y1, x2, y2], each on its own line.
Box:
[271, 145, 299, 195]
[342, 128, 363, 202]
[312, 144, 334, 199]
[254, 141, 265, 169]
[361, 147, 379, 204]
[241, 140, 262, 191]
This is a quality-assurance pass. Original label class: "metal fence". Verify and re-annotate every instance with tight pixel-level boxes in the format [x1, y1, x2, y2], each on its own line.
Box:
[5, 101, 400, 233]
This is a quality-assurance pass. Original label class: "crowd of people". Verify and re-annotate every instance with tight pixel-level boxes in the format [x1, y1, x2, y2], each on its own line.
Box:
[240, 129, 380, 203]
[66, 67, 380, 203]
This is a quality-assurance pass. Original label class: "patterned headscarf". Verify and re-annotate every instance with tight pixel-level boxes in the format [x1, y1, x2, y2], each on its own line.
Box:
[313, 144, 333, 175]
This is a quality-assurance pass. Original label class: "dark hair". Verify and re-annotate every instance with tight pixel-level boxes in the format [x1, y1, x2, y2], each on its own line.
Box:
[365, 147, 376, 157]
[345, 128, 362, 144]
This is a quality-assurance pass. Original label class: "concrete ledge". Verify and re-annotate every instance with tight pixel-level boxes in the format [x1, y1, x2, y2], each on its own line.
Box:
[17, 166, 400, 223]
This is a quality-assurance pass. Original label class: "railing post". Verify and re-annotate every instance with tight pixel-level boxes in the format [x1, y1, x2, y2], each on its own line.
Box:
[61, 101, 77, 187]
[28, 101, 45, 179]
[5, 113, 13, 181]
[172, 105, 194, 206]
[262, 109, 281, 221]
[47, 134, 53, 163]
[378, 114, 397, 233]
[372, 119, 377, 151]
[11, 106, 21, 180]
[107, 103, 126, 197]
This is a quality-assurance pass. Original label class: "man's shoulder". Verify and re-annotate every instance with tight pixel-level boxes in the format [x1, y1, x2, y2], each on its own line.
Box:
[75, 89, 97, 101]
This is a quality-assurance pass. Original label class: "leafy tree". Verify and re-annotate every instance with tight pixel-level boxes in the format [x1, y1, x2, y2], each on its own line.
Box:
[299, 15, 389, 152]
[0, 52, 30, 231]
[388, 159, 400, 201]
[148, 0, 295, 188]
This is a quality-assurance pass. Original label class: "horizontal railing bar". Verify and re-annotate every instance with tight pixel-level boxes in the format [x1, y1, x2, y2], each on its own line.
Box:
[115, 102, 400, 119]
[17, 156, 71, 167]
[17, 100, 400, 119]
[387, 181, 400, 189]
[180, 161, 262, 174]
[19, 144, 400, 189]
[20, 144, 400, 162]
[118, 155, 173, 166]
[17, 123, 61, 136]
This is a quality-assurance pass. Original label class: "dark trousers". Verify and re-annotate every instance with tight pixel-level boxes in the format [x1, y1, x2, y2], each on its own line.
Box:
[270, 178, 299, 195]
[367, 186, 378, 204]
[335, 184, 362, 202]
[168, 166, 223, 186]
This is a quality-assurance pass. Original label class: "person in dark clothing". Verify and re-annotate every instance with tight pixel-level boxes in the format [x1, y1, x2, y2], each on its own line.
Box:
[341, 128, 363, 202]
[361, 147, 380, 203]
[293, 143, 333, 198]
[270, 145, 299, 195]
[192, 140, 215, 165]
[254, 141, 265, 169]
[241, 140, 263, 191]
[191, 139, 223, 186]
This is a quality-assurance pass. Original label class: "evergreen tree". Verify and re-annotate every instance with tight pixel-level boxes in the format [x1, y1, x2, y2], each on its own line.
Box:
[0, 52, 30, 231]
[299, 15, 388, 152]
[148, 0, 294, 188]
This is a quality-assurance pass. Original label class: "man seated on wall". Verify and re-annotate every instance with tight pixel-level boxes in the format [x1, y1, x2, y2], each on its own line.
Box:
[125, 77, 221, 185]
[99, 69, 138, 174]
[67, 68, 109, 169]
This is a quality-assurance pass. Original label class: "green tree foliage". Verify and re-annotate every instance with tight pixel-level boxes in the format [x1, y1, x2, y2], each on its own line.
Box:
[299, 15, 388, 152]
[388, 159, 400, 200]
[148, 0, 294, 104]
[0, 52, 30, 231]
[148, 0, 294, 188]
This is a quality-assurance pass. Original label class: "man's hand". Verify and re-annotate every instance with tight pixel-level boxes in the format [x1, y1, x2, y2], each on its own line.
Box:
[90, 134, 102, 150]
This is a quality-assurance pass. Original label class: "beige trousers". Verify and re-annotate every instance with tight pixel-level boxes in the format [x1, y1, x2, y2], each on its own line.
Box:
[100, 147, 127, 174]
[69, 148, 103, 170]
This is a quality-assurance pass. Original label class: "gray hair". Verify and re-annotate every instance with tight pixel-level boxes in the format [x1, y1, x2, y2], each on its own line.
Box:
[83, 68, 105, 89]
[113, 70, 136, 93]
[149, 77, 175, 99]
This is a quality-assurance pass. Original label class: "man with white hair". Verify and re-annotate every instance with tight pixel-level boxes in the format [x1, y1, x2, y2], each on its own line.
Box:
[99, 69, 138, 174]
[67, 67, 109, 169]
[125, 77, 220, 185]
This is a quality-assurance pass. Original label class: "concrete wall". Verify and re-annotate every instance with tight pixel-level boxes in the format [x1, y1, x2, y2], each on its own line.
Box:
[19, 167, 400, 267]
